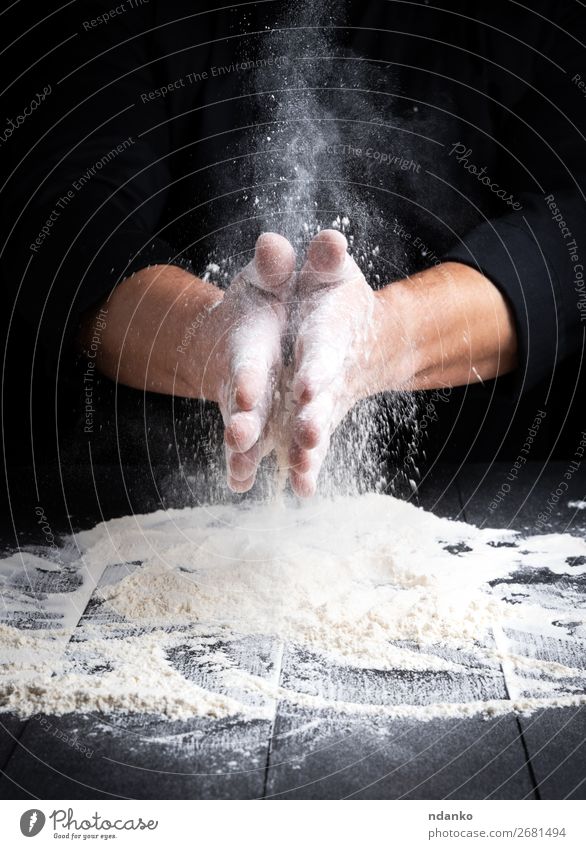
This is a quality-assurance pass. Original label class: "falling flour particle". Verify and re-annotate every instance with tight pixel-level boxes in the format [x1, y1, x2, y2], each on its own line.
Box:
[1, 494, 586, 722]
[201, 262, 221, 282]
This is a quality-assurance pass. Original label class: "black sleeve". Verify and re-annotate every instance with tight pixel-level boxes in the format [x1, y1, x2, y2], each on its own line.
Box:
[442, 2, 586, 394]
[1, 1, 189, 376]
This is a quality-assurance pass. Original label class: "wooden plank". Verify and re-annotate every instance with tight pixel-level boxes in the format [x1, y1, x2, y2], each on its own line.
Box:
[514, 706, 586, 800]
[264, 705, 535, 799]
[3, 462, 583, 799]
[262, 469, 536, 799]
[0, 716, 26, 773]
[0, 712, 272, 799]
[263, 572, 534, 802]
[459, 462, 586, 800]
[0, 558, 278, 799]
[0, 633, 277, 800]
[414, 463, 464, 519]
[458, 462, 586, 535]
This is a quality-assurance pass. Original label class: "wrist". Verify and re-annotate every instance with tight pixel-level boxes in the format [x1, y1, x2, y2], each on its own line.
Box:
[172, 279, 226, 401]
[361, 284, 418, 396]
[179, 294, 226, 402]
[369, 261, 519, 393]
[80, 265, 225, 399]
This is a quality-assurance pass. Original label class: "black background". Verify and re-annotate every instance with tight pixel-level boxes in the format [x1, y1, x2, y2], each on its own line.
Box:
[1, 0, 585, 514]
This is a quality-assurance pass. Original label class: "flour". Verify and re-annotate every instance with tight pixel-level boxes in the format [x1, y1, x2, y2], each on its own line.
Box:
[568, 500, 586, 510]
[1, 494, 586, 722]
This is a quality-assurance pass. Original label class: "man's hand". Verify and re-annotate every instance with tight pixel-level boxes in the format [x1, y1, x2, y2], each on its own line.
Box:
[211, 233, 295, 492]
[80, 228, 517, 499]
[285, 229, 518, 497]
[78, 233, 296, 493]
[287, 229, 380, 497]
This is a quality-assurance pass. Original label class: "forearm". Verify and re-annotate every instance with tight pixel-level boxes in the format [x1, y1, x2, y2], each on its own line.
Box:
[369, 262, 518, 393]
[78, 265, 224, 399]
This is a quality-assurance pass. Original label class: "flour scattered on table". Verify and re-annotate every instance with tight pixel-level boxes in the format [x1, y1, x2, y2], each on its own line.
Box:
[1, 494, 586, 721]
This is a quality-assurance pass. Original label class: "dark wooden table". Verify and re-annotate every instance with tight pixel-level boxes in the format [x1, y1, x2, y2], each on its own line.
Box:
[1, 461, 585, 799]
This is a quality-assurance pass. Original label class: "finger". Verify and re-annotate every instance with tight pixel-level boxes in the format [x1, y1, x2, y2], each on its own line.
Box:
[293, 231, 359, 402]
[288, 441, 313, 474]
[288, 392, 337, 490]
[227, 441, 263, 482]
[292, 331, 348, 404]
[292, 292, 351, 404]
[228, 471, 257, 493]
[301, 229, 350, 290]
[232, 361, 270, 411]
[293, 390, 337, 449]
[289, 441, 328, 497]
[289, 429, 331, 498]
[290, 469, 317, 498]
[224, 409, 262, 453]
[238, 232, 296, 298]
[255, 232, 296, 295]
[227, 287, 283, 420]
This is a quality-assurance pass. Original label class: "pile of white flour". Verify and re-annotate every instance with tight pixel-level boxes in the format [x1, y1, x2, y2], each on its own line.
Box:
[1, 494, 586, 721]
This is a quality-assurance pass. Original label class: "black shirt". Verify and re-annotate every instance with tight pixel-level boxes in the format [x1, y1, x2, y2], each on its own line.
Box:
[1, 0, 586, 462]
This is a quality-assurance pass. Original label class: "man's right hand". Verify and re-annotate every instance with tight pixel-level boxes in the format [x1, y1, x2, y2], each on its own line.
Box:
[78, 233, 296, 493]
[207, 233, 296, 492]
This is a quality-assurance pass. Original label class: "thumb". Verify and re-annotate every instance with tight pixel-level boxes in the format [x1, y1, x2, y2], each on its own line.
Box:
[238, 232, 296, 300]
[299, 229, 356, 291]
